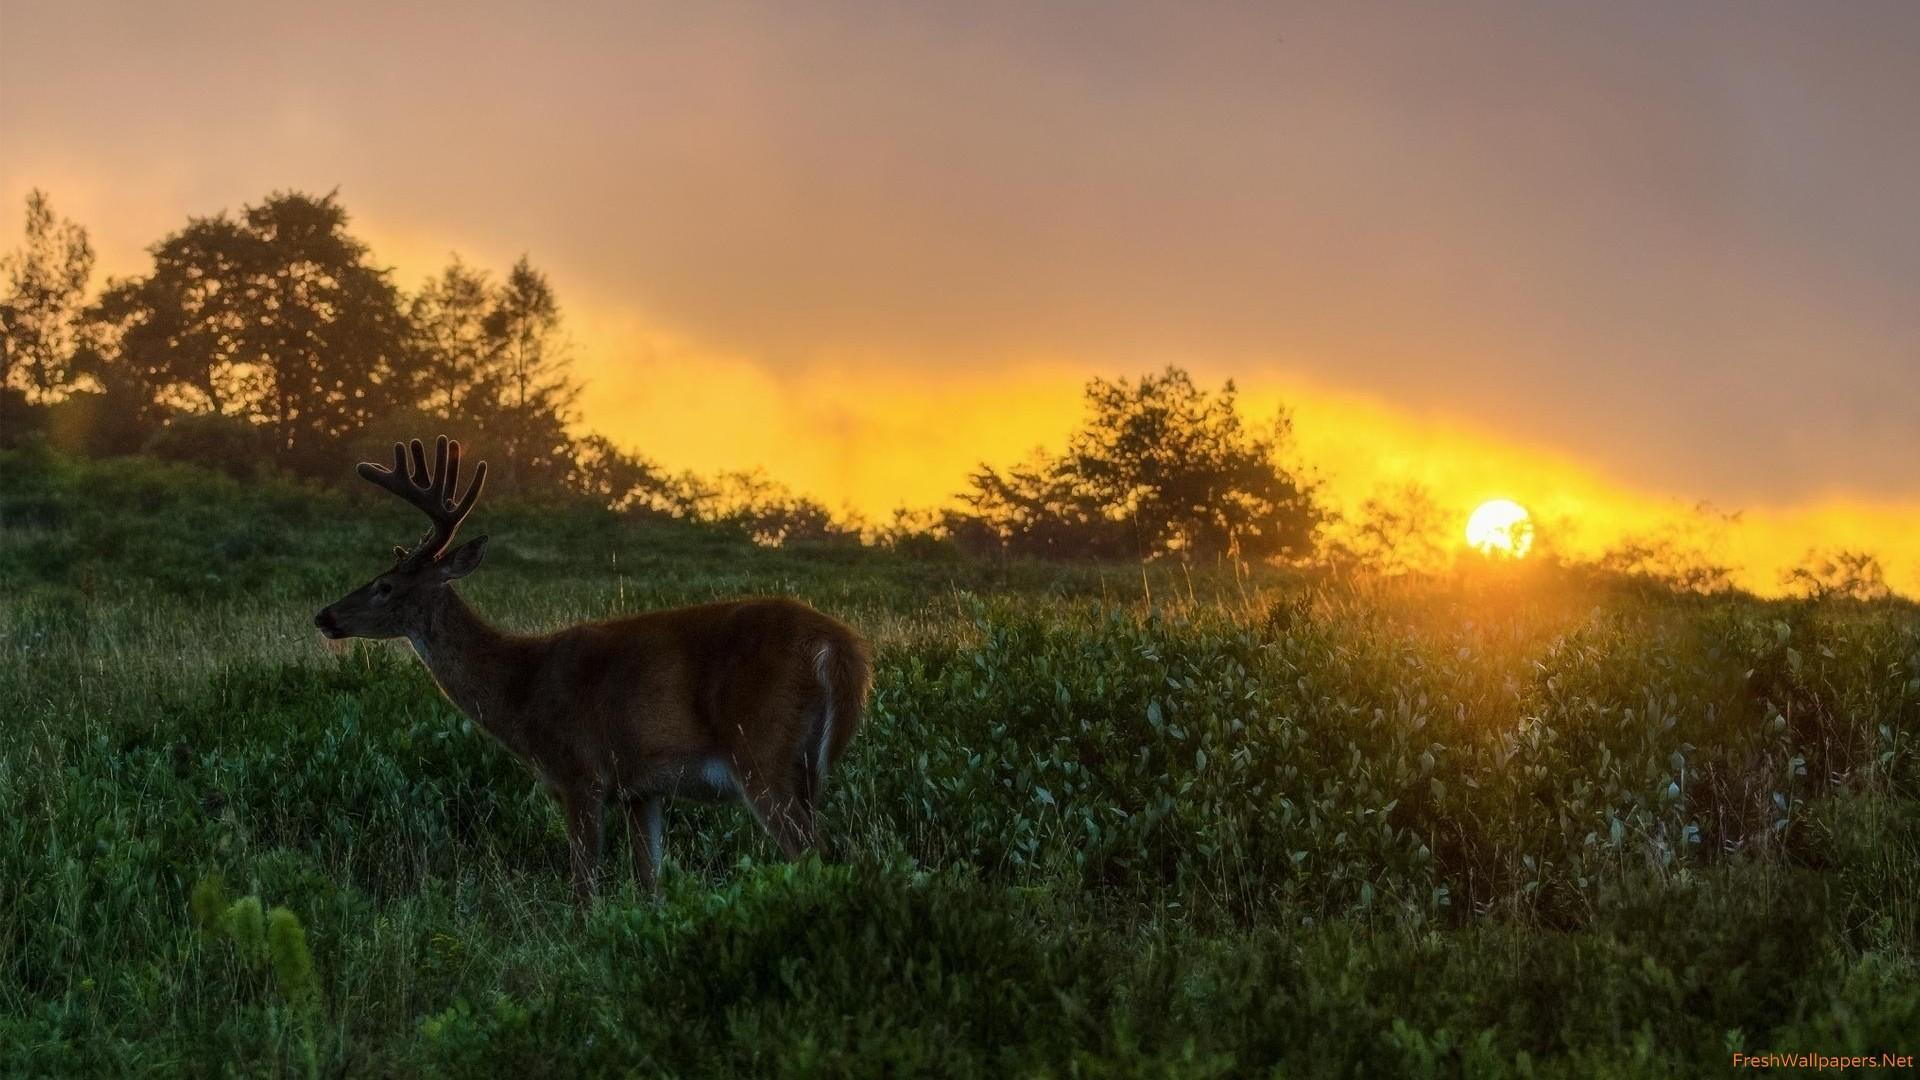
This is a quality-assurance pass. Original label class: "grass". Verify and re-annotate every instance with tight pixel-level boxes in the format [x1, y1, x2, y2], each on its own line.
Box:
[3, 445, 1917, 1076]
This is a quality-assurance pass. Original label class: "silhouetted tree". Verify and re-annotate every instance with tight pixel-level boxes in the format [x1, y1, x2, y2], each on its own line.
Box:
[1328, 483, 1450, 575]
[486, 258, 566, 410]
[473, 256, 580, 491]
[872, 506, 963, 560]
[409, 257, 496, 419]
[568, 433, 665, 511]
[953, 368, 1321, 561]
[949, 450, 1138, 559]
[1596, 504, 1740, 594]
[90, 216, 247, 417]
[91, 191, 410, 473]
[1, 190, 95, 437]
[661, 468, 859, 547]
[1783, 549, 1891, 602]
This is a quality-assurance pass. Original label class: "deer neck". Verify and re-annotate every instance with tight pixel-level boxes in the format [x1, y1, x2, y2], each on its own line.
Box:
[408, 588, 532, 753]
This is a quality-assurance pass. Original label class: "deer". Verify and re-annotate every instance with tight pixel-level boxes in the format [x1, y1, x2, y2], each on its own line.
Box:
[312, 436, 872, 908]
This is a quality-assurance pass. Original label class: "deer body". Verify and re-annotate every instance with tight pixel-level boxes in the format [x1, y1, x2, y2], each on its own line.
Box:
[315, 437, 871, 906]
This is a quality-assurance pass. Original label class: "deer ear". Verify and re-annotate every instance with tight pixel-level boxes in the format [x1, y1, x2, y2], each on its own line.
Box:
[437, 535, 489, 581]
[393, 545, 410, 561]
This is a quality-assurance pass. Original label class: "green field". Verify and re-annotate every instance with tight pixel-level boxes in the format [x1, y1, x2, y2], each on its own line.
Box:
[3, 446, 1917, 1076]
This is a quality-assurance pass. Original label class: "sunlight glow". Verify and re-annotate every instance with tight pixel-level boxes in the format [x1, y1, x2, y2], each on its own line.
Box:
[1465, 499, 1534, 558]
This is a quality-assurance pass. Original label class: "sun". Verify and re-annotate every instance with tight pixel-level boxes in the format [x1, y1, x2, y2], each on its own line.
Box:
[1465, 499, 1534, 558]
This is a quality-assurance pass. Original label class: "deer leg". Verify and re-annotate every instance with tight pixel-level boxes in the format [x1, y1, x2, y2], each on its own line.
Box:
[789, 755, 821, 851]
[623, 795, 665, 895]
[561, 790, 605, 910]
[733, 765, 811, 860]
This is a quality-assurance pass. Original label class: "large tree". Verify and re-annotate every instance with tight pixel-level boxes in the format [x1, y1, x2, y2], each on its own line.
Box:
[93, 191, 410, 471]
[473, 256, 579, 491]
[409, 256, 496, 419]
[485, 257, 570, 415]
[378, 253, 584, 492]
[950, 450, 1139, 560]
[954, 367, 1321, 561]
[1, 191, 95, 418]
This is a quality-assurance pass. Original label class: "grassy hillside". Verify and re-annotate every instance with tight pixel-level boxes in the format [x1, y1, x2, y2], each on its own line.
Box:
[3, 447, 1917, 1076]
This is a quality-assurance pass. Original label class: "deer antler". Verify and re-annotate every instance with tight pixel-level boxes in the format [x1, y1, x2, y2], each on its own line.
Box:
[358, 436, 488, 566]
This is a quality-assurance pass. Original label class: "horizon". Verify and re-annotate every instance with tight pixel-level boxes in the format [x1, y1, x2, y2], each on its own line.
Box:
[4, 1, 1917, 594]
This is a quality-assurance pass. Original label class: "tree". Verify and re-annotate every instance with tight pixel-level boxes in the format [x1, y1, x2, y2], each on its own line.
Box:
[659, 468, 859, 547]
[485, 258, 569, 413]
[474, 256, 580, 492]
[1328, 483, 1451, 575]
[949, 450, 1138, 559]
[1, 190, 95, 429]
[1783, 549, 1892, 602]
[91, 191, 410, 473]
[568, 433, 664, 511]
[953, 367, 1321, 561]
[409, 257, 496, 419]
[91, 215, 249, 418]
[1596, 504, 1740, 594]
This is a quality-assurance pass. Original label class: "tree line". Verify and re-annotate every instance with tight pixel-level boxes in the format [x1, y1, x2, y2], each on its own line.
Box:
[2, 190, 581, 490]
[2, 188, 1899, 589]
[0, 189, 835, 532]
[1, 189, 1331, 561]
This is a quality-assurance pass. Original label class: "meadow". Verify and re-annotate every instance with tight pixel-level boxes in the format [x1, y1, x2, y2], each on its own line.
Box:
[2, 444, 1916, 1076]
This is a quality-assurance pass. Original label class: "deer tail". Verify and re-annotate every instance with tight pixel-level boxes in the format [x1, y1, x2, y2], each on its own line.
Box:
[808, 630, 872, 789]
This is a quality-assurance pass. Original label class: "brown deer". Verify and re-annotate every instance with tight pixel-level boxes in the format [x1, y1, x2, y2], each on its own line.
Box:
[313, 436, 871, 906]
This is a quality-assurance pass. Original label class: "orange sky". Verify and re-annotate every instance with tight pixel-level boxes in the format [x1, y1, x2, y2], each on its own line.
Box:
[3, 2, 1917, 594]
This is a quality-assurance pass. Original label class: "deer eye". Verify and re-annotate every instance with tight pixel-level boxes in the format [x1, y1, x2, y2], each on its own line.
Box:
[372, 582, 394, 600]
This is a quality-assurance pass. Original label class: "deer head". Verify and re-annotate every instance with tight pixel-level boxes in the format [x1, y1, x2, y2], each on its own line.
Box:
[315, 436, 489, 640]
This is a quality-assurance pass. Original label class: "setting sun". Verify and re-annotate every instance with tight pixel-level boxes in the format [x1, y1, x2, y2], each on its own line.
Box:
[1465, 499, 1534, 558]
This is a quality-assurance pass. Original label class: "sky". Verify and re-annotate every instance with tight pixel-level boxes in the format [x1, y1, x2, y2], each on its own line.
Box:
[3, 1, 1917, 592]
